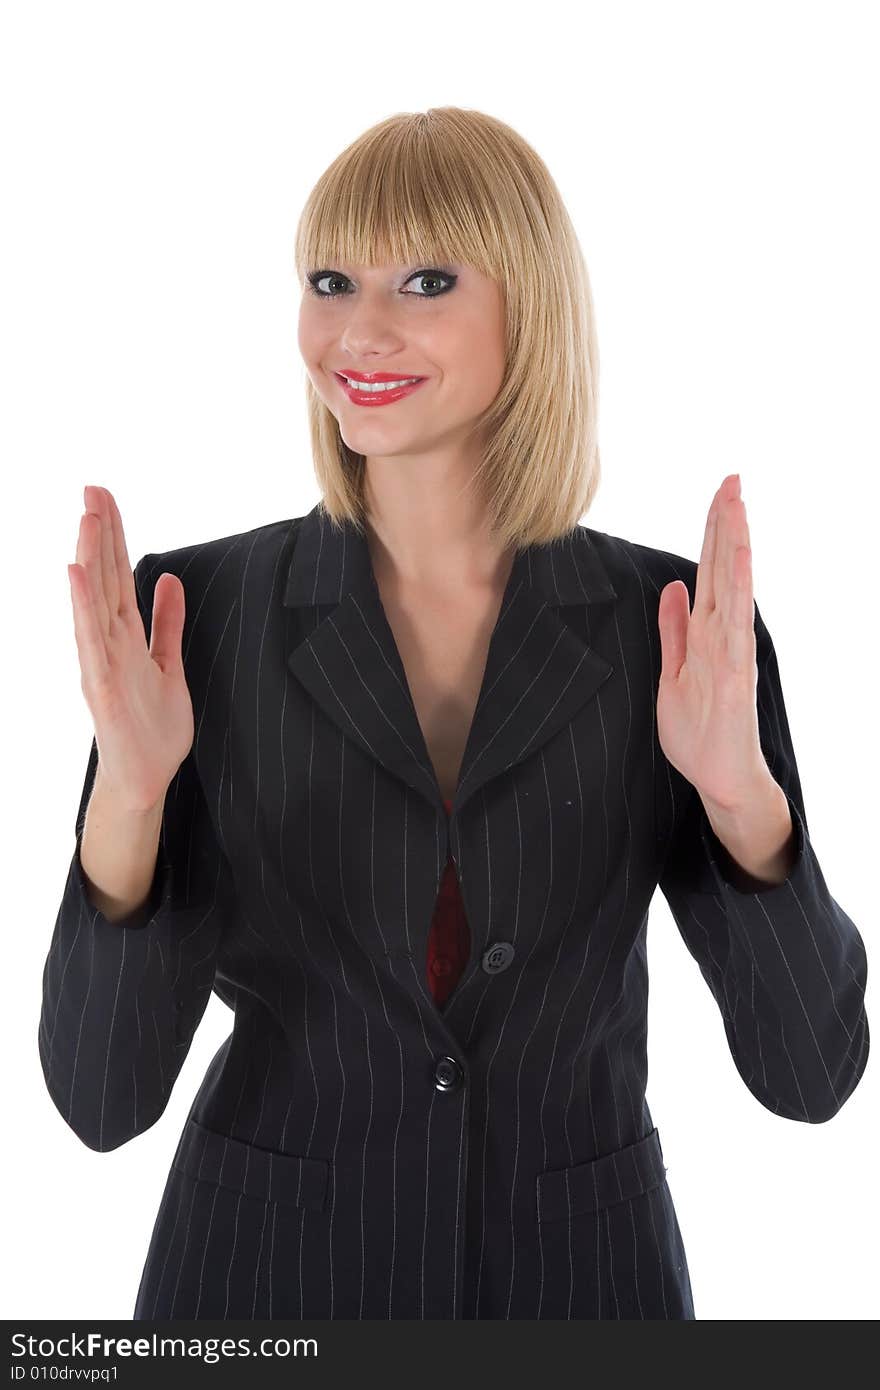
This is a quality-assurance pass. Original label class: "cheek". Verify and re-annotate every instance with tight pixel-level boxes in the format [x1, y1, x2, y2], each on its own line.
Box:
[464, 317, 506, 388]
[432, 322, 504, 395]
[296, 305, 309, 352]
[467, 341, 506, 404]
[297, 329, 334, 395]
[299, 354, 336, 409]
[297, 308, 329, 368]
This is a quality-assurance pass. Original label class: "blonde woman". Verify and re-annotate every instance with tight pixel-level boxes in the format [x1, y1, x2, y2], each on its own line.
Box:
[40, 107, 869, 1320]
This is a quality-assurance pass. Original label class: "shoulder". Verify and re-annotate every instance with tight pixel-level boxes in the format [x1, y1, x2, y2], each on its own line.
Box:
[576, 523, 700, 603]
[580, 522, 775, 651]
[133, 516, 306, 602]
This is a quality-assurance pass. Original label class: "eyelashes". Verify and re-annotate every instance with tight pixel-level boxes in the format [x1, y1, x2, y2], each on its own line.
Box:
[305, 268, 458, 300]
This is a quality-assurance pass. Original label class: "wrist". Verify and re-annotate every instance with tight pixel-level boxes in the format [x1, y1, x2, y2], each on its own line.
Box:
[699, 775, 797, 889]
[92, 764, 168, 819]
[695, 761, 778, 819]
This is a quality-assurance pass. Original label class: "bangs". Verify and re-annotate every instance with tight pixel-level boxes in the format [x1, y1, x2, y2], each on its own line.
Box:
[294, 113, 505, 282]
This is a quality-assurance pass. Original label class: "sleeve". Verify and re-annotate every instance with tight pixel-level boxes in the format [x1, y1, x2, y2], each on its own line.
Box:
[657, 598, 870, 1123]
[37, 553, 235, 1151]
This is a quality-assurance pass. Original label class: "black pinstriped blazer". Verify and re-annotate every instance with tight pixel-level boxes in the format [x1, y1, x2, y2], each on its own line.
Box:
[38, 501, 870, 1320]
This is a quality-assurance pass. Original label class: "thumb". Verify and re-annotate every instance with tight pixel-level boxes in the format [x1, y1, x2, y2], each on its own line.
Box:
[658, 579, 690, 682]
[149, 572, 186, 674]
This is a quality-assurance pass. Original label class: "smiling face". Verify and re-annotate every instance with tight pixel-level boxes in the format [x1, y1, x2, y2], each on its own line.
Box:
[297, 261, 507, 468]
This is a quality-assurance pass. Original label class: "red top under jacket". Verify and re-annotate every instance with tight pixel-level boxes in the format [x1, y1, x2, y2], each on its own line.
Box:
[425, 796, 471, 1008]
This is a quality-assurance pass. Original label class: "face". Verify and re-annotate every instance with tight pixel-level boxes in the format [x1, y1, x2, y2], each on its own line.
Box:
[297, 260, 507, 469]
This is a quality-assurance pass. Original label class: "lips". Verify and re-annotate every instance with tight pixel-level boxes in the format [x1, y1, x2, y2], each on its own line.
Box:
[334, 372, 429, 407]
[336, 371, 426, 383]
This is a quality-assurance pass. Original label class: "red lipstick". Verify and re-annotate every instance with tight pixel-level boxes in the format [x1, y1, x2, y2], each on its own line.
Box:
[334, 370, 428, 407]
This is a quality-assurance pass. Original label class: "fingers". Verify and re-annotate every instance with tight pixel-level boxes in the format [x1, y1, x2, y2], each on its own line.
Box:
[697, 474, 746, 624]
[90, 485, 122, 624]
[694, 480, 724, 615]
[95, 486, 119, 618]
[715, 476, 751, 629]
[71, 485, 137, 686]
[75, 487, 109, 638]
[732, 538, 754, 660]
[102, 486, 138, 617]
[713, 481, 732, 623]
[71, 504, 111, 684]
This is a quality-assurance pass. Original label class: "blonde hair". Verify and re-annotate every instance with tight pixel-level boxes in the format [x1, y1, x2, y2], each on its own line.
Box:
[294, 106, 602, 550]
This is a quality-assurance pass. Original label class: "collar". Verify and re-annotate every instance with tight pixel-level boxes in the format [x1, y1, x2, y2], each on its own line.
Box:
[283, 501, 618, 608]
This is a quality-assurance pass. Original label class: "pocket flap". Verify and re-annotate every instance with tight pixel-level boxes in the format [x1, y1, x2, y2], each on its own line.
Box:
[174, 1117, 330, 1212]
[537, 1126, 667, 1223]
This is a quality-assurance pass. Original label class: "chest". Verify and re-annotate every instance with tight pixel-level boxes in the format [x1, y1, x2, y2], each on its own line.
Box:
[377, 581, 506, 802]
[215, 549, 661, 980]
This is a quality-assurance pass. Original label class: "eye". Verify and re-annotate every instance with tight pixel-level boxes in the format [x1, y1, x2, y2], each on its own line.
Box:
[306, 271, 349, 297]
[406, 269, 457, 297]
[305, 268, 457, 299]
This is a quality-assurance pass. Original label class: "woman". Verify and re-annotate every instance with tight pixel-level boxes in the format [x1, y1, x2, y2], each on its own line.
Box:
[39, 107, 869, 1320]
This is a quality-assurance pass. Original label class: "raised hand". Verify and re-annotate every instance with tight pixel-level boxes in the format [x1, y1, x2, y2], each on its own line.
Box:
[68, 486, 195, 813]
[656, 473, 773, 810]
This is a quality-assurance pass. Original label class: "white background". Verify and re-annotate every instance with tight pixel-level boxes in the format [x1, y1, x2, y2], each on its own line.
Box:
[3, 0, 876, 1322]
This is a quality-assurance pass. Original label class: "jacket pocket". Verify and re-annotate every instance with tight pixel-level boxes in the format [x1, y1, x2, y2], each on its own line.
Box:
[173, 1116, 330, 1213]
[536, 1126, 667, 1223]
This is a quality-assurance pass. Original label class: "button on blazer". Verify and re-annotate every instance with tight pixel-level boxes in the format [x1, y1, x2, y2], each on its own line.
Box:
[38, 502, 870, 1320]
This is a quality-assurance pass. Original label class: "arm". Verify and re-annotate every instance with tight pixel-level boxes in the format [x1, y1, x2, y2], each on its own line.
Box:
[37, 553, 235, 1151]
[79, 768, 166, 925]
[657, 597, 869, 1123]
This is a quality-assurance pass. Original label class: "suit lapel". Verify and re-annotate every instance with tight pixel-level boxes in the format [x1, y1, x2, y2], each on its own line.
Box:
[284, 502, 618, 817]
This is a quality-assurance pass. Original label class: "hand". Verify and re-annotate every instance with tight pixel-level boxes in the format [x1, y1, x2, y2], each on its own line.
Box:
[68, 485, 195, 813]
[656, 473, 772, 810]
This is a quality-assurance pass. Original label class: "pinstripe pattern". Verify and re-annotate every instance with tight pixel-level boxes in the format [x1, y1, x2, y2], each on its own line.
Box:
[38, 502, 869, 1319]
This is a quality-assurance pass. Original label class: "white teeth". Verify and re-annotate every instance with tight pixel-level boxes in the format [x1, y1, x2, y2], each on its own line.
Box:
[343, 376, 421, 392]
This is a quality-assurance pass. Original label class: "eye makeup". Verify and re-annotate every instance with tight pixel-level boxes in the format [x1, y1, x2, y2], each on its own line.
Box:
[305, 267, 458, 300]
